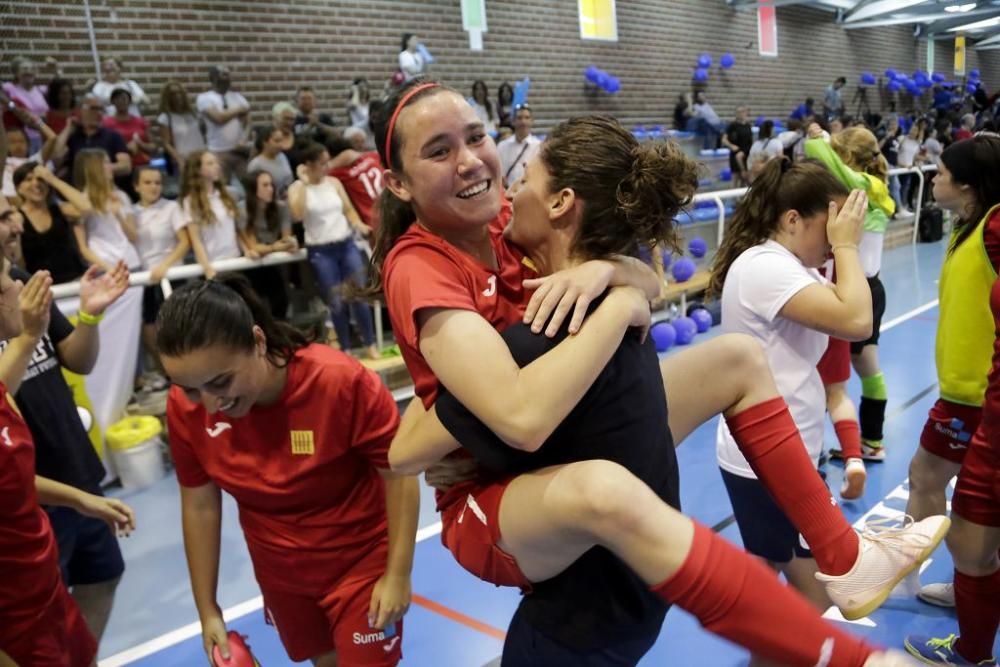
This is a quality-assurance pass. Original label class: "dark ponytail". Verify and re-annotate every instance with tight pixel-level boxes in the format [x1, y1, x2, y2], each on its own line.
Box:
[156, 274, 312, 366]
[708, 158, 848, 298]
[365, 79, 458, 296]
[941, 135, 1000, 254]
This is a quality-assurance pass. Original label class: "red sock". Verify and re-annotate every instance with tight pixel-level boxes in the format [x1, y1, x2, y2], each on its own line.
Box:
[834, 420, 863, 461]
[652, 522, 875, 667]
[954, 568, 1000, 663]
[726, 397, 859, 576]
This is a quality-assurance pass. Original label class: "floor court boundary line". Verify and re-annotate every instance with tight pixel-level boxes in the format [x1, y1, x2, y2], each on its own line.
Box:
[102, 300, 940, 666]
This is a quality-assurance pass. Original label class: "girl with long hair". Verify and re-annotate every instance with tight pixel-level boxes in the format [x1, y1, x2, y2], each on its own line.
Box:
[71, 148, 139, 273]
[180, 150, 248, 279]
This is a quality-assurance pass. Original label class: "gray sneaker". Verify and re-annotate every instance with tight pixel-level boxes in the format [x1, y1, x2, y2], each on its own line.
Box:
[917, 582, 956, 608]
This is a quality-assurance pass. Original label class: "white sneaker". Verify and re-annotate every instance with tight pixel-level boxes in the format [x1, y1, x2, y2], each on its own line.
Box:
[917, 581, 956, 608]
[841, 458, 867, 500]
[815, 514, 951, 620]
[863, 649, 922, 667]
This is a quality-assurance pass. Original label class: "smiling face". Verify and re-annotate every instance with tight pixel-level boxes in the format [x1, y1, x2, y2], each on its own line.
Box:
[16, 169, 49, 204]
[162, 341, 270, 419]
[385, 91, 502, 234]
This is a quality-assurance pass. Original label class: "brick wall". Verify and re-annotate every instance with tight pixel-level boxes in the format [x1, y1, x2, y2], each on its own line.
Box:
[3, 0, 998, 131]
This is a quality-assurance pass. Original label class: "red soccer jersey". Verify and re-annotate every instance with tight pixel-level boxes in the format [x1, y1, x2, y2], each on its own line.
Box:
[329, 152, 382, 228]
[0, 386, 63, 641]
[167, 344, 399, 594]
[981, 277, 1000, 437]
[383, 200, 533, 408]
[101, 114, 150, 166]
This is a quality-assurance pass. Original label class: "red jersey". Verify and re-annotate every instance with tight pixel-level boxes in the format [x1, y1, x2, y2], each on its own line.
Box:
[383, 200, 533, 408]
[980, 278, 1000, 437]
[101, 115, 150, 166]
[167, 344, 399, 594]
[329, 152, 382, 228]
[0, 386, 62, 641]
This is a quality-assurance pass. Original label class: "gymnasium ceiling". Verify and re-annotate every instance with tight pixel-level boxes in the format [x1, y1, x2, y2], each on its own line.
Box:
[725, 1, 1000, 49]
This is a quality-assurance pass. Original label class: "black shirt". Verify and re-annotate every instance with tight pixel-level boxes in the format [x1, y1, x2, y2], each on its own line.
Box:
[436, 301, 680, 652]
[64, 127, 128, 179]
[725, 121, 754, 170]
[18, 204, 87, 284]
[2, 267, 105, 491]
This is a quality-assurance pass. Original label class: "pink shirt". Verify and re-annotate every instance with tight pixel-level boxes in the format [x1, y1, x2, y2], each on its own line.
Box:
[2, 82, 48, 116]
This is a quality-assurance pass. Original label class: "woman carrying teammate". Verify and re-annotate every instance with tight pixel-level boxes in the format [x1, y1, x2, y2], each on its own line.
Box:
[156, 275, 418, 667]
[371, 79, 937, 666]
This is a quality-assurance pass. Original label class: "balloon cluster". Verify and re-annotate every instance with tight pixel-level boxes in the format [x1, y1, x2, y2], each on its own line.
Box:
[584, 66, 620, 93]
[883, 68, 934, 96]
[966, 69, 981, 95]
[692, 52, 736, 83]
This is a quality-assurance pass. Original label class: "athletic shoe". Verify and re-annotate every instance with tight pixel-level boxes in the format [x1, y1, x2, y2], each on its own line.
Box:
[904, 634, 997, 666]
[841, 457, 867, 500]
[865, 650, 924, 666]
[918, 582, 956, 608]
[831, 441, 887, 462]
[816, 515, 951, 620]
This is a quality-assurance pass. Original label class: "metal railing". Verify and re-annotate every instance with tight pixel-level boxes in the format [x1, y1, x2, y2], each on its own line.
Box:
[689, 164, 938, 247]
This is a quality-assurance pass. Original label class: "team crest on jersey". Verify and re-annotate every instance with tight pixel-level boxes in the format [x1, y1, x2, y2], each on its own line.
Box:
[290, 430, 315, 455]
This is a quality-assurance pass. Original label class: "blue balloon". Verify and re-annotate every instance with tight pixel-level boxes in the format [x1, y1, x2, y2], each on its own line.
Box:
[693, 67, 709, 83]
[932, 72, 946, 83]
[720, 53, 735, 69]
[719, 167, 733, 182]
[755, 115, 766, 127]
[672, 257, 697, 282]
[906, 81, 921, 96]
[585, 66, 600, 83]
[967, 82, 978, 94]
[690, 308, 713, 333]
[860, 72, 876, 85]
[887, 80, 902, 93]
[689, 237, 708, 258]
[605, 76, 621, 93]
[595, 72, 609, 88]
[673, 317, 697, 345]
[884, 68, 898, 80]
[651, 322, 677, 352]
[697, 53, 712, 69]
[633, 125, 647, 139]
[970, 69, 980, 79]
[512, 78, 530, 108]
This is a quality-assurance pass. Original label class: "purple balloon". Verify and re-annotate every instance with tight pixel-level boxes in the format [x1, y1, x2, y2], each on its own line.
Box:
[651, 322, 677, 352]
[672, 257, 697, 282]
[690, 308, 713, 333]
[697, 53, 712, 69]
[693, 68, 709, 83]
[605, 76, 621, 93]
[673, 317, 697, 345]
[720, 53, 735, 69]
[688, 237, 708, 258]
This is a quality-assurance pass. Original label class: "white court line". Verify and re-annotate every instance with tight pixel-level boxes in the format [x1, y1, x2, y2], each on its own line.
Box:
[104, 299, 941, 665]
[99, 521, 443, 667]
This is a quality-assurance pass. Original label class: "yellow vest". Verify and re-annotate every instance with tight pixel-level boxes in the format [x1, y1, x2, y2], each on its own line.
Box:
[936, 204, 1000, 406]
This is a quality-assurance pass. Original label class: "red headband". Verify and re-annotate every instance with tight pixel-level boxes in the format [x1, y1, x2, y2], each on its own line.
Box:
[384, 82, 440, 169]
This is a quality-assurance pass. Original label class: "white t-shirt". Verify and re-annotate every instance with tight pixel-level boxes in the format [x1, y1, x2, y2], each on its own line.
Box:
[748, 138, 784, 172]
[182, 189, 243, 261]
[716, 240, 829, 478]
[134, 198, 186, 270]
[469, 101, 497, 135]
[157, 112, 205, 160]
[497, 134, 541, 186]
[398, 51, 425, 81]
[303, 179, 352, 246]
[83, 190, 141, 268]
[895, 136, 921, 168]
[196, 90, 249, 152]
[92, 79, 148, 116]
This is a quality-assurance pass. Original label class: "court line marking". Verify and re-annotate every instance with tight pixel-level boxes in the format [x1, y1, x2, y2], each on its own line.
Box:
[102, 300, 941, 666]
[411, 594, 507, 641]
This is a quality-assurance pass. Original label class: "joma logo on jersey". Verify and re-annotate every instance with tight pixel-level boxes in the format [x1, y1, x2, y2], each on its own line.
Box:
[290, 430, 315, 455]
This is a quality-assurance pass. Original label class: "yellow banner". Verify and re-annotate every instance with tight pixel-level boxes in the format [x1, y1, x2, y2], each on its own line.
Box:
[955, 35, 966, 76]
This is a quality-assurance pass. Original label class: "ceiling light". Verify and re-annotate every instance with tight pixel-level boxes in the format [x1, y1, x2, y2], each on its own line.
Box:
[945, 4, 977, 13]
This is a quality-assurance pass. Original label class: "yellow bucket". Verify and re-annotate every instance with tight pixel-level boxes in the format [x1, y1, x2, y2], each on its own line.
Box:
[106, 416, 162, 451]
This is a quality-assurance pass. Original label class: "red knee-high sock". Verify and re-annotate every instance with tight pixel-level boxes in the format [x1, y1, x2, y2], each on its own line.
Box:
[834, 419, 863, 461]
[652, 522, 875, 667]
[726, 397, 859, 576]
[953, 568, 1000, 662]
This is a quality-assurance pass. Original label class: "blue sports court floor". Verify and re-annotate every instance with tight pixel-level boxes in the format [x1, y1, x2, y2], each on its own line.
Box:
[96, 236, 1000, 666]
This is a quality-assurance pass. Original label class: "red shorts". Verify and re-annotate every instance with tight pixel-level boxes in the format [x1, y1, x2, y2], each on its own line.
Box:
[440, 478, 532, 590]
[2, 583, 97, 667]
[262, 567, 402, 665]
[951, 424, 1000, 527]
[919, 399, 983, 464]
[817, 336, 851, 385]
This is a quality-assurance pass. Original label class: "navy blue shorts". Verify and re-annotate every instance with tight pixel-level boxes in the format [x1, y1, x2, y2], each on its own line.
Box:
[501, 605, 658, 667]
[720, 469, 813, 564]
[47, 489, 125, 587]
